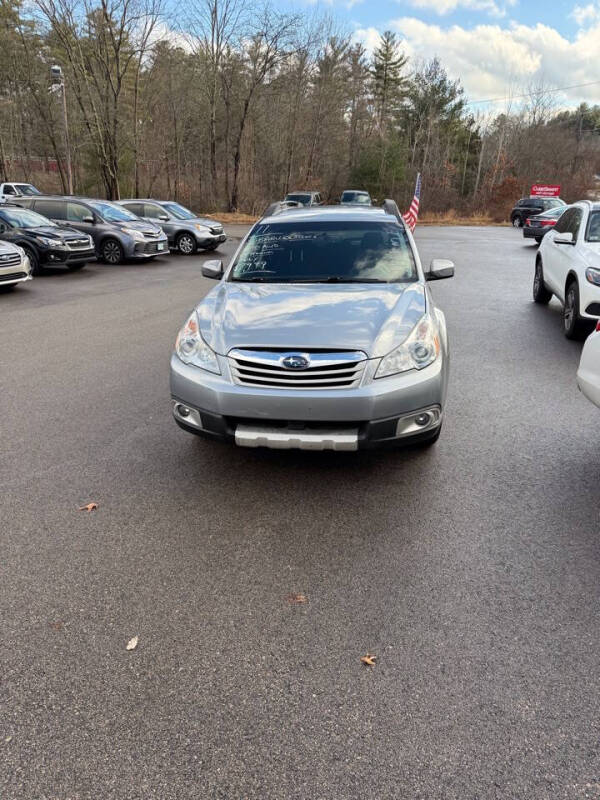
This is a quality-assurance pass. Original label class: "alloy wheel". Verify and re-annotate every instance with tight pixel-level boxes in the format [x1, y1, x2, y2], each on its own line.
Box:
[103, 240, 122, 264]
[178, 234, 195, 255]
[564, 287, 576, 332]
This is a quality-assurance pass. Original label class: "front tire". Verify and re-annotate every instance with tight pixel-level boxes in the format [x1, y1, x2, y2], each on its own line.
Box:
[533, 260, 552, 304]
[563, 280, 589, 340]
[22, 245, 41, 275]
[177, 232, 197, 255]
[512, 215, 523, 228]
[100, 239, 124, 264]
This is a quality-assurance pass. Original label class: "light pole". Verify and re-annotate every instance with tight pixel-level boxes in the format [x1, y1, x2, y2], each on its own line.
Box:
[50, 65, 73, 195]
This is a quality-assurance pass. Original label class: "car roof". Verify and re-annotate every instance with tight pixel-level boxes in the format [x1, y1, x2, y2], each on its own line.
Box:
[260, 205, 397, 225]
[341, 189, 370, 194]
[117, 198, 170, 204]
[22, 195, 114, 204]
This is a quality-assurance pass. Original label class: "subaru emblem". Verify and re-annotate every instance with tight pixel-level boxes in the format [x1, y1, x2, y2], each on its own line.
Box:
[281, 354, 310, 370]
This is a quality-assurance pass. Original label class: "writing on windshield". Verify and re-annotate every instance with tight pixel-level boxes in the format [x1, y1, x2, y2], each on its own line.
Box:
[230, 221, 417, 283]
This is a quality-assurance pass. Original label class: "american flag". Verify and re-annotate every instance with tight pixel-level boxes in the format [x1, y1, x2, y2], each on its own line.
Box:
[403, 173, 422, 233]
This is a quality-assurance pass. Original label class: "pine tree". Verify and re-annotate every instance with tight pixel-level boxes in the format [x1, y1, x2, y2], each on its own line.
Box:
[370, 31, 408, 135]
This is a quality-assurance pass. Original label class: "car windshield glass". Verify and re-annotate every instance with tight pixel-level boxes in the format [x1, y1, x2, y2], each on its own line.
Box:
[164, 203, 196, 220]
[587, 211, 600, 242]
[229, 221, 417, 283]
[0, 208, 56, 228]
[15, 184, 41, 196]
[285, 194, 311, 206]
[89, 201, 137, 222]
[341, 192, 370, 204]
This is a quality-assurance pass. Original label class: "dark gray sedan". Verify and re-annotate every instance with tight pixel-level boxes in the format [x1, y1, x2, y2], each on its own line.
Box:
[117, 199, 226, 255]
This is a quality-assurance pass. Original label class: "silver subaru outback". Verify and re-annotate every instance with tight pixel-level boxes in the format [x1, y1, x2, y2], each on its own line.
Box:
[170, 202, 454, 451]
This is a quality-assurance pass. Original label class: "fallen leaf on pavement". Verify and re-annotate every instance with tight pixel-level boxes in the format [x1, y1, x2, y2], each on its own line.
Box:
[286, 593, 308, 604]
[49, 621, 64, 632]
[126, 636, 138, 651]
[5, 736, 12, 744]
[360, 653, 376, 667]
[78, 502, 98, 512]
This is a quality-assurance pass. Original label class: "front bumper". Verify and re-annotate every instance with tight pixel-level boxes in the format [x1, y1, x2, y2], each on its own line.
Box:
[579, 277, 600, 320]
[132, 237, 169, 258]
[170, 352, 447, 449]
[43, 246, 96, 265]
[195, 231, 227, 248]
[0, 256, 31, 285]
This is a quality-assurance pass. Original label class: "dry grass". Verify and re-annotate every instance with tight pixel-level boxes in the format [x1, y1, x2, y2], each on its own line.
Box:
[206, 209, 509, 227]
[419, 210, 508, 226]
[204, 211, 259, 224]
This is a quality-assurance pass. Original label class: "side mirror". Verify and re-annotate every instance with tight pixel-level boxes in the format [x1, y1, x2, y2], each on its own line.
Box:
[554, 231, 574, 245]
[82, 215, 94, 224]
[159, 214, 169, 221]
[426, 258, 455, 281]
[202, 259, 224, 279]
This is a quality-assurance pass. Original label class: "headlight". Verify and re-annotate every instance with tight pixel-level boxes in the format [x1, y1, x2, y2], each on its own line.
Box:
[121, 227, 145, 242]
[175, 312, 220, 374]
[35, 236, 52, 246]
[375, 313, 440, 379]
[194, 224, 209, 232]
[14, 245, 25, 257]
[585, 267, 600, 286]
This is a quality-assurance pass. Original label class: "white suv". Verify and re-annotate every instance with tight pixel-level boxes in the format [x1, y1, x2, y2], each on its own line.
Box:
[533, 200, 600, 338]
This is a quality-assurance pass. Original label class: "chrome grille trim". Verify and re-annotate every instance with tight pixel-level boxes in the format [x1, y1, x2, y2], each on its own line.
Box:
[0, 253, 22, 267]
[228, 349, 367, 390]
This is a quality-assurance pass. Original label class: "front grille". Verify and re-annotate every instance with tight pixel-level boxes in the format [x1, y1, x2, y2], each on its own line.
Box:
[66, 239, 91, 250]
[229, 349, 367, 389]
[138, 241, 164, 254]
[0, 253, 22, 267]
[0, 271, 26, 282]
[143, 230, 160, 239]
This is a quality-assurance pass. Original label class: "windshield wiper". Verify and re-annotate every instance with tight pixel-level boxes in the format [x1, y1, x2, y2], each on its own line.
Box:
[296, 276, 387, 283]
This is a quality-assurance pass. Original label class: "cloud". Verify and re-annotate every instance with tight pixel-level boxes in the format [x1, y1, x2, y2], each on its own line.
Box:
[404, 0, 517, 18]
[356, 17, 600, 109]
[571, 2, 600, 26]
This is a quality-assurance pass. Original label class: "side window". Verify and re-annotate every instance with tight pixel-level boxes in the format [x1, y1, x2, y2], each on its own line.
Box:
[66, 202, 91, 222]
[121, 202, 142, 216]
[143, 203, 163, 218]
[35, 200, 65, 220]
[568, 208, 583, 240]
[554, 208, 573, 234]
[3, 185, 16, 195]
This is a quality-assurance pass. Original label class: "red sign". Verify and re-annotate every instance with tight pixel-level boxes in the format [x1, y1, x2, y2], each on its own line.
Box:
[531, 184, 561, 197]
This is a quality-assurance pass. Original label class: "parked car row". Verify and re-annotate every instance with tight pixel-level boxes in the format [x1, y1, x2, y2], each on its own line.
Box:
[0, 192, 226, 286]
[283, 189, 373, 208]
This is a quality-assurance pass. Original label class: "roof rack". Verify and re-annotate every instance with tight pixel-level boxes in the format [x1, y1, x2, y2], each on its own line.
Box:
[382, 199, 404, 224]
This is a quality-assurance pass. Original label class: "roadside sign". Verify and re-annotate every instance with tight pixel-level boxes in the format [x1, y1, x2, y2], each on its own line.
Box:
[531, 184, 561, 197]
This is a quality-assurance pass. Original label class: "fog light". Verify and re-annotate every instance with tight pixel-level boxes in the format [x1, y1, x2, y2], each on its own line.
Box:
[177, 404, 191, 418]
[414, 413, 430, 427]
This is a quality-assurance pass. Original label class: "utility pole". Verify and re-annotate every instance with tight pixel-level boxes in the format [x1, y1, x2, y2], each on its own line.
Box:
[50, 65, 73, 194]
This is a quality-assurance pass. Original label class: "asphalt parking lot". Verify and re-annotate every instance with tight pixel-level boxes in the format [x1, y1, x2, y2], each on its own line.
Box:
[2, 226, 599, 800]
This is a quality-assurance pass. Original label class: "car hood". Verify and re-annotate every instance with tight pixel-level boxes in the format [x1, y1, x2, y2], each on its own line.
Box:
[29, 225, 74, 239]
[196, 282, 427, 358]
[0, 239, 21, 254]
[181, 216, 221, 228]
[581, 243, 600, 266]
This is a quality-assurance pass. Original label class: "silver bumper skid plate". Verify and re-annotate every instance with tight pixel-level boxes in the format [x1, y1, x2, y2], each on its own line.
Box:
[234, 424, 358, 451]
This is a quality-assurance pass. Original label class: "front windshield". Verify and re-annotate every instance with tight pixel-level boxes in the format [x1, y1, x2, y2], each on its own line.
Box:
[341, 192, 370, 204]
[15, 184, 41, 196]
[587, 211, 600, 242]
[164, 202, 196, 220]
[89, 201, 137, 222]
[230, 221, 417, 284]
[0, 208, 56, 228]
[285, 194, 311, 206]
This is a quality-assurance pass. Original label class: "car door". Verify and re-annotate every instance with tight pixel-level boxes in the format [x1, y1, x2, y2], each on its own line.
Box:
[545, 208, 582, 300]
[65, 201, 96, 237]
[143, 203, 174, 243]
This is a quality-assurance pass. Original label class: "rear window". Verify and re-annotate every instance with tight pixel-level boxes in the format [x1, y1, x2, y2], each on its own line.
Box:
[34, 200, 65, 219]
[341, 192, 371, 204]
[285, 194, 311, 206]
[229, 221, 417, 284]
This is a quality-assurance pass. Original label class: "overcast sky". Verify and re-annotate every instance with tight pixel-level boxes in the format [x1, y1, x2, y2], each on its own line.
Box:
[278, 0, 600, 111]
